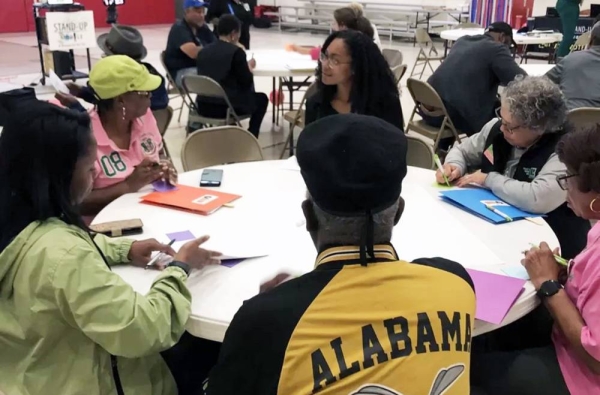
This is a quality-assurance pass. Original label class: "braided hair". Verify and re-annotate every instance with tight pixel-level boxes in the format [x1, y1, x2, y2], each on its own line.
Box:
[315, 30, 398, 120]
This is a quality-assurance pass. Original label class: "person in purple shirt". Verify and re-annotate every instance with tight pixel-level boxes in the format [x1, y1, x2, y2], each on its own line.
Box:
[471, 124, 600, 395]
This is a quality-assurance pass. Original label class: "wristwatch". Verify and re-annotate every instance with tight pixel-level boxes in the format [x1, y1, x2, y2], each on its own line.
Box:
[536, 280, 564, 299]
[167, 260, 191, 276]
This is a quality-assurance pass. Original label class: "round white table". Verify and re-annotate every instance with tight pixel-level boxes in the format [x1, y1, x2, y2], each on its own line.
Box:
[94, 160, 558, 342]
[521, 63, 554, 76]
[252, 49, 318, 78]
[440, 28, 563, 45]
[250, 49, 317, 127]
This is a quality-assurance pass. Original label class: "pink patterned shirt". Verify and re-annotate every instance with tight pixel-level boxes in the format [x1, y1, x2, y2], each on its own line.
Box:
[90, 109, 163, 190]
[553, 222, 600, 394]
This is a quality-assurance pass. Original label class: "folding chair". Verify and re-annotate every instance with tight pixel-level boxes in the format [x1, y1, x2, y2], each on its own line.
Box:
[181, 75, 250, 128]
[159, 51, 193, 123]
[567, 107, 600, 130]
[405, 78, 464, 152]
[382, 48, 403, 68]
[181, 126, 264, 171]
[391, 64, 408, 86]
[406, 135, 435, 169]
[152, 106, 174, 159]
[570, 31, 591, 52]
[410, 28, 444, 79]
[280, 82, 318, 158]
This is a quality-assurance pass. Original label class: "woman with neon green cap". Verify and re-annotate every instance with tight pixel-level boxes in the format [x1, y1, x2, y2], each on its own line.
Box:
[80, 55, 178, 217]
[0, 101, 223, 395]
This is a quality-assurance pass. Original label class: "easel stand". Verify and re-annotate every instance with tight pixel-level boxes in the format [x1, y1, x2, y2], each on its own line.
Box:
[34, 2, 93, 85]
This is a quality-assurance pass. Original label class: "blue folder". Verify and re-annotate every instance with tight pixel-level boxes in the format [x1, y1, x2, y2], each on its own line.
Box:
[439, 189, 542, 224]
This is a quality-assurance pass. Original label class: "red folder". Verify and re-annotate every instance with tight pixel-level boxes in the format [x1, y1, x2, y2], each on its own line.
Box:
[141, 185, 241, 215]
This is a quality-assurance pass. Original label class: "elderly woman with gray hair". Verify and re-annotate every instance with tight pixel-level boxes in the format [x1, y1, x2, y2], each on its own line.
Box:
[435, 75, 590, 259]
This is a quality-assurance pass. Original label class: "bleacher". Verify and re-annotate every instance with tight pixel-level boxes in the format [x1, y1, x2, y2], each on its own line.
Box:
[266, 0, 470, 41]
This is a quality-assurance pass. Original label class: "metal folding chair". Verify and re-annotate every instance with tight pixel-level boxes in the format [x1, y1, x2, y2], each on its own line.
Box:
[181, 126, 264, 171]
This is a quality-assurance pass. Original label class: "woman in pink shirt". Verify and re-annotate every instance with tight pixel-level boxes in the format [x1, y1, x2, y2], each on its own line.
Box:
[471, 125, 600, 395]
[80, 55, 177, 216]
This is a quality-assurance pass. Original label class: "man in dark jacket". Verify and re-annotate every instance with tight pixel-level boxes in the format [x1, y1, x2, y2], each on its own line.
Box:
[423, 22, 526, 151]
[195, 14, 268, 137]
[165, 0, 216, 88]
[207, 0, 254, 49]
[545, 21, 600, 110]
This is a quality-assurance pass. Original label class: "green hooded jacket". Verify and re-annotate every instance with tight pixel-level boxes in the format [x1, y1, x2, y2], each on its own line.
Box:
[0, 218, 192, 395]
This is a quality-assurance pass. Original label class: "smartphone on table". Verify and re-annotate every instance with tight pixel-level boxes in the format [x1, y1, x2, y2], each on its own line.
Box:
[200, 169, 223, 187]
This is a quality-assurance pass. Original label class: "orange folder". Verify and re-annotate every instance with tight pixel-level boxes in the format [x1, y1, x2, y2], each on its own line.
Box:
[141, 185, 241, 215]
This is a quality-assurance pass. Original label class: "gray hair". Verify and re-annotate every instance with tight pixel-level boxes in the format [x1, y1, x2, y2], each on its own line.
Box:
[501, 75, 566, 133]
[592, 21, 600, 46]
[311, 197, 400, 246]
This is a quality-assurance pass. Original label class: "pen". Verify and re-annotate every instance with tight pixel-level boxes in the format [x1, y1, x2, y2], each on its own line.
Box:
[528, 243, 569, 266]
[434, 154, 450, 187]
[484, 203, 513, 222]
[145, 239, 176, 269]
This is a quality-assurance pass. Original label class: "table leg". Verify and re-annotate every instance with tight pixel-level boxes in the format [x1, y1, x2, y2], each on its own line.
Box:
[288, 77, 294, 112]
[271, 77, 276, 124]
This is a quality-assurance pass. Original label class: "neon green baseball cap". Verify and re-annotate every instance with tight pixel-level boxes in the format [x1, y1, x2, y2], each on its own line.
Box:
[89, 55, 161, 100]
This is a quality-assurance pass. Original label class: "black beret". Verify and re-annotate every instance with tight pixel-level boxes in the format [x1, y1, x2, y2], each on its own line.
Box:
[297, 114, 407, 215]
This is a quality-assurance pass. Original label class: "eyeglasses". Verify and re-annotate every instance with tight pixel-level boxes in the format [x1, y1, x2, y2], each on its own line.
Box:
[134, 91, 151, 98]
[495, 107, 523, 134]
[556, 173, 578, 190]
[319, 52, 351, 68]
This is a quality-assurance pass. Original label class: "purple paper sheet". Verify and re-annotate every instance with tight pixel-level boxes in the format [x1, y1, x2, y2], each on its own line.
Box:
[221, 259, 245, 268]
[466, 269, 527, 325]
[166, 230, 195, 242]
[153, 180, 177, 192]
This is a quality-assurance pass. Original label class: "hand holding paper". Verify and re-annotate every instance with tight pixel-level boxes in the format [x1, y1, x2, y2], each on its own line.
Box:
[160, 159, 178, 185]
[174, 235, 223, 269]
[127, 158, 163, 192]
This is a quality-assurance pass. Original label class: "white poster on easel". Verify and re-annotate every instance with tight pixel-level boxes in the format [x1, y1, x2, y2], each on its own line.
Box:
[45, 11, 96, 51]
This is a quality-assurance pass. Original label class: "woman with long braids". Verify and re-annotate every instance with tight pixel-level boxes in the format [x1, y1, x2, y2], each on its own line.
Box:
[305, 29, 403, 130]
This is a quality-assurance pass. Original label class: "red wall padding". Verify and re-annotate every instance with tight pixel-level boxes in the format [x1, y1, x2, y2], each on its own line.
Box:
[0, 0, 29, 33]
[1, 0, 176, 34]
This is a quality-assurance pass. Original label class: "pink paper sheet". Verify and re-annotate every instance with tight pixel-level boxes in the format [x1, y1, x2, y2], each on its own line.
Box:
[466, 269, 527, 325]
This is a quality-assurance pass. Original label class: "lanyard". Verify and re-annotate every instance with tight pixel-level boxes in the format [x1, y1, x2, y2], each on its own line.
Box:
[228, 3, 234, 14]
[91, 234, 125, 395]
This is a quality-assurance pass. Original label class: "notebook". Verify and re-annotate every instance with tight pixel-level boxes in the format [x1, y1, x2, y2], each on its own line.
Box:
[141, 184, 240, 215]
[439, 189, 541, 224]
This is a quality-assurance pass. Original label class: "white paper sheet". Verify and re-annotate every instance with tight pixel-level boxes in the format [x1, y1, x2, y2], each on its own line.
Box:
[48, 70, 70, 94]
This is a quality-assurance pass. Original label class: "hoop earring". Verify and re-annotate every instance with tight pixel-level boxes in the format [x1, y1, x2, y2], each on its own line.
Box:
[590, 198, 600, 213]
[122, 106, 126, 120]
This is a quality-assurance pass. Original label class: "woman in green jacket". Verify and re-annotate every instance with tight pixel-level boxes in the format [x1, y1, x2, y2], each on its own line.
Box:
[0, 102, 222, 395]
